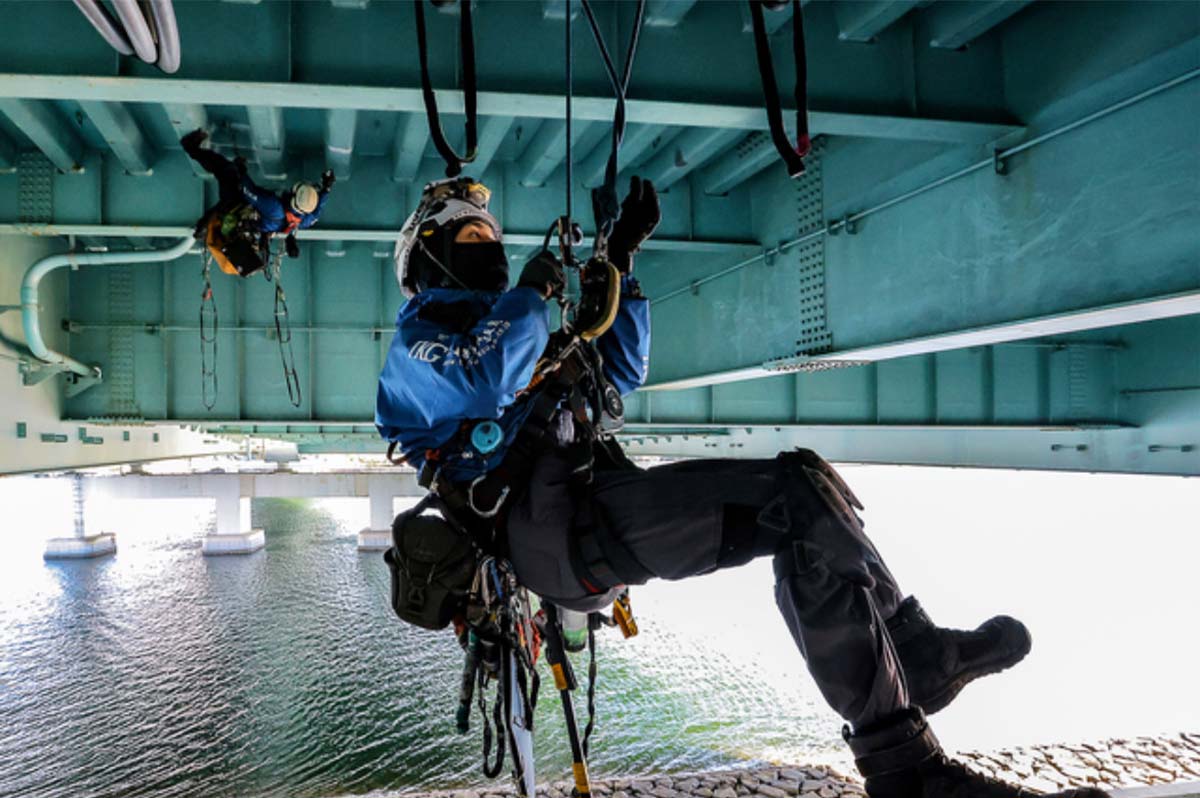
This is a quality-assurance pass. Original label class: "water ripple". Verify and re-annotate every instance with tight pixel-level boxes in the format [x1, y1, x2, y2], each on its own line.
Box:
[0, 498, 839, 798]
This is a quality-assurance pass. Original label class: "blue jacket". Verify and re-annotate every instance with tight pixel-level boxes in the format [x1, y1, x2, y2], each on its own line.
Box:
[239, 180, 330, 234]
[375, 277, 651, 482]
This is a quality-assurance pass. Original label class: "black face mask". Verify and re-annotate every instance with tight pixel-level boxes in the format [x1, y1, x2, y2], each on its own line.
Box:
[447, 241, 509, 292]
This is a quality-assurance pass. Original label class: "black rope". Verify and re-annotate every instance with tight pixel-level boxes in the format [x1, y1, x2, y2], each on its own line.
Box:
[563, 0, 574, 267]
[414, 0, 478, 177]
[748, 0, 810, 177]
[581, 623, 598, 757]
[271, 252, 302, 408]
[479, 668, 505, 778]
[580, 0, 645, 243]
[199, 256, 218, 411]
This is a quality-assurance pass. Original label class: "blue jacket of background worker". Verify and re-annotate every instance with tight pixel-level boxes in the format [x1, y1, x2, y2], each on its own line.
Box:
[240, 179, 330, 233]
[375, 276, 651, 483]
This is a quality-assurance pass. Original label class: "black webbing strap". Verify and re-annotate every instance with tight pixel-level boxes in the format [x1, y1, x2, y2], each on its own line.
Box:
[580, 0, 646, 240]
[748, 0, 811, 178]
[414, 0, 478, 177]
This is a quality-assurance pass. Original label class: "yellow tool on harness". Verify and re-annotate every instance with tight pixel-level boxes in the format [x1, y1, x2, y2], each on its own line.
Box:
[577, 258, 622, 341]
[612, 590, 638, 639]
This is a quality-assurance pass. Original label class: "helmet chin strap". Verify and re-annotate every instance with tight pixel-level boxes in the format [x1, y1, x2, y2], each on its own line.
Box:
[416, 237, 471, 291]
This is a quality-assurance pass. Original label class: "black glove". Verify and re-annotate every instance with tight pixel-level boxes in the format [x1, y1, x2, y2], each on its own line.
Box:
[321, 169, 336, 192]
[518, 250, 565, 298]
[285, 233, 300, 259]
[607, 176, 660, 273]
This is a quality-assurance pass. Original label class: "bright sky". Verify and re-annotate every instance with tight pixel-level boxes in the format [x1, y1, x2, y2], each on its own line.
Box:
[2, 464, 1197, 753]
[636, 465, 1200, 752]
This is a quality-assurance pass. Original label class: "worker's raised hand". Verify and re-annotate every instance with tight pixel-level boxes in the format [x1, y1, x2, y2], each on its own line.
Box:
[607, 176, 660, 274]
[321, 169, 336, 191]
[518, 250, 566, 299]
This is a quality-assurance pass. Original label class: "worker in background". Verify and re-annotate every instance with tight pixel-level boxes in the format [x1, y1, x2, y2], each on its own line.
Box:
[375, 175, 1108, 798]
[181, 128, 335, 261]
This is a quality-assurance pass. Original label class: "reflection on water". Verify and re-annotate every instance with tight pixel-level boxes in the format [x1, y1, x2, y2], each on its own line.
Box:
[0, 485, 837, 798]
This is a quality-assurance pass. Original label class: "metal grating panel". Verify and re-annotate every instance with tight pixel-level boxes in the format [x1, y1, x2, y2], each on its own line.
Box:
[792, 141, 832, 357]
[766, 357, 871, 374]
[17, 152, 53, 223]
[106, 264, 138, 416]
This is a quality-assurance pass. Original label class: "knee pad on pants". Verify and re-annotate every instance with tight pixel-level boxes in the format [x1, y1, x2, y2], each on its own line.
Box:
[767, 449, 877, 589]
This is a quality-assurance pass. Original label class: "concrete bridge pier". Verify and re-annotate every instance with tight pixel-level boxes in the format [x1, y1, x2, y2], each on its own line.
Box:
[357, 475, 397, 551]
[44, 474, 116, 559]
[202, 478, 264, 556]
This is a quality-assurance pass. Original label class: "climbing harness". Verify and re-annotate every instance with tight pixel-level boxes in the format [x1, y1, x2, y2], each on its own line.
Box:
[748, 0, 811, 177]
[269, 248, 303, 408]
[414, 0, 479, 177]
[204, 206, 268, 278]
[199, 254, 219, 411]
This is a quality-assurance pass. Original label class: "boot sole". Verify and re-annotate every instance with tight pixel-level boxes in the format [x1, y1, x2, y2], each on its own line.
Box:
[919, 617, 1033, 716]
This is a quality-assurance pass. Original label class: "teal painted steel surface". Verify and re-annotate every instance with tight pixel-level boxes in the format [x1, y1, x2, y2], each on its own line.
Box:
[0, 0, 1195, 475]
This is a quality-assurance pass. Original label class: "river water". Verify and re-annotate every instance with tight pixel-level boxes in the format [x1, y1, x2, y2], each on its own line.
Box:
[5, 467, 1195, 798]
[0, 483, 839, 798]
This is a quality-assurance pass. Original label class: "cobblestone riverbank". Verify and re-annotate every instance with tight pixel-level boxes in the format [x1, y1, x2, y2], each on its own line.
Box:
[400, 734, 1199, 798]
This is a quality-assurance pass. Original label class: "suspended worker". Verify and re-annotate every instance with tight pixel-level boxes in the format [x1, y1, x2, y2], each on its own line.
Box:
[375, 175, 1108, 798]
[181, 128, 335, 272]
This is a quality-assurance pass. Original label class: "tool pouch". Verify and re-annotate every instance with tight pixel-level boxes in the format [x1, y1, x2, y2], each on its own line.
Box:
[384, 503, 478, 630]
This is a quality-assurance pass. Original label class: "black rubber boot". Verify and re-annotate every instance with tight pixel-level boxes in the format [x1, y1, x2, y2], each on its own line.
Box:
[887, 597, 1032, 716]
[180, 127, 208, 157]
[846, 708, 1111, 798]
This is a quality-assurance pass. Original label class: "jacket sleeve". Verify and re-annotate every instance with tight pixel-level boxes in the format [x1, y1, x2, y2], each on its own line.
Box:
[239, 179, 285, 231]
[299, 190, 331, 229]
[384, 288, 551, 422]
[596, 274, 651, 396]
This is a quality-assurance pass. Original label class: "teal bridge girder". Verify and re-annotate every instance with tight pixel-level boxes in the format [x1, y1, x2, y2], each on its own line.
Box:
[0, 0, 1197, 477]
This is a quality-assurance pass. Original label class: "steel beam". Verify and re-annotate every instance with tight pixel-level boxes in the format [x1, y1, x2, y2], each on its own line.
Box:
[245, 105, 286, 179]
[516, 119, 599, 187]
[645, 0, 698, 27]
[392, 113, 427, 183]
[0, 75, 1023, 145]
[0, 129, 14, 172]
[324, 108, 357, 180]
[927, 0, 1034, 50]
[540, 0, 578, 21]
[834, 0, 921, 42]
[578, 123, 675, 188]
[469, 115, 515, 177]
[79, 101, 154, 175]
[640, 126, 743, 190]
[644, 290, 1200, 392]
[0, 223, 757, 255]
[162, 103, 209, 176]
[612, 424, 1193, 476]
[739, 1, 794, 34]
[0, 99, 82, 173]
[699, 131, 778, 195]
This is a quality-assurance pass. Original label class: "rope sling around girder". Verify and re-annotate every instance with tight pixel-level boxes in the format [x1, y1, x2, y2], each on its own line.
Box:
[580, 0, 646, 245]
[414, 0, 479, 178]
[748, 0, 811, 177]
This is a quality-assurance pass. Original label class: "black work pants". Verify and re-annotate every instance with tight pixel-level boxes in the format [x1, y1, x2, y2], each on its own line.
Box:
[183, 144, 243, 210]
[506, 452, 910, 731]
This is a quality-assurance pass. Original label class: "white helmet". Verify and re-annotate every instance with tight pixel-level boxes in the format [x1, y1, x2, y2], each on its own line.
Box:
[290, 182, 319, 214]
[394, 177, 501, 297]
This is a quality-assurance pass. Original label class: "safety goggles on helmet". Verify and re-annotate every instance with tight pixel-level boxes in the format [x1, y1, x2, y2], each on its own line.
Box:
[394, 177, 502, 297]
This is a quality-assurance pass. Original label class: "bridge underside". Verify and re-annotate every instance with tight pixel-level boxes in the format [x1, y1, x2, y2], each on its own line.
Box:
[0, 0, 1196, 475]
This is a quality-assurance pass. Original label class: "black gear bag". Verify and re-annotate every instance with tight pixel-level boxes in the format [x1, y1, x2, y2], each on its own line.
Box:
[384, 498, 477, 630]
